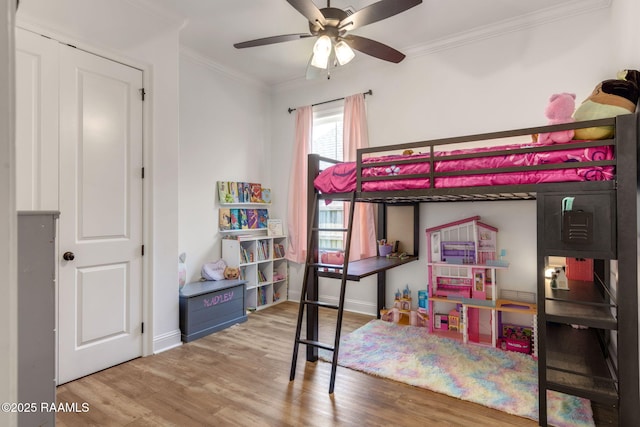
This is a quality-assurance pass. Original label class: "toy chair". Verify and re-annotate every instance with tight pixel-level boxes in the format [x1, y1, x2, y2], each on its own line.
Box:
[448, 309, 460, 331]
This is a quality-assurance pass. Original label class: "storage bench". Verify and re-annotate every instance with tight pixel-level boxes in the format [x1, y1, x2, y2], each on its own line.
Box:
[179, 279, 247, 342]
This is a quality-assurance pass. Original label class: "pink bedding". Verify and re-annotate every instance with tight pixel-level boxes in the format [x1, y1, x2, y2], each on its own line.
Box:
[314, 142, 614, 193]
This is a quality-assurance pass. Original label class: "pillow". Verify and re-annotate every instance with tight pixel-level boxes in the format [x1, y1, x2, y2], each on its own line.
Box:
[320, 251, 345, 265]
[201, 259, 227, 281]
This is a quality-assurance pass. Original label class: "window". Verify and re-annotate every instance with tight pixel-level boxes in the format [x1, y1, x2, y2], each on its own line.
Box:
[312, 104, 344, 251]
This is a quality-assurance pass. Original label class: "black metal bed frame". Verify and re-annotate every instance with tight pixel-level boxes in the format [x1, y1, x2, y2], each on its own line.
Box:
[291, 114, 639, 426]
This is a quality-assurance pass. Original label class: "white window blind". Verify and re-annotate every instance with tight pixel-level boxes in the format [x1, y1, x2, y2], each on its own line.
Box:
[312, 104, 344, 251]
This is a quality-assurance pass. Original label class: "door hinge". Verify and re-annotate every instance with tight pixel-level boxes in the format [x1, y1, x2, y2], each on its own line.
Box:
[141, 322, 144, 334]
[142, 167, 145, 179]
[140, 88, 146, 101]
[141, 245, 145, 256]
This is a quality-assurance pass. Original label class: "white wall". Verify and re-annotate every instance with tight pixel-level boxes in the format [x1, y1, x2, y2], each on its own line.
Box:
[271, 5, 619, 315]
[0, 2, 17, 425]
[15, 0, 184, 353]
[178, 51, 271, 283]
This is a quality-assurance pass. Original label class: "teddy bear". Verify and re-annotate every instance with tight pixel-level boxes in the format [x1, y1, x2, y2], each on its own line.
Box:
[573, 69, 640, 140]
[223, 266, 240, 280]
[537, 92, 576, 145]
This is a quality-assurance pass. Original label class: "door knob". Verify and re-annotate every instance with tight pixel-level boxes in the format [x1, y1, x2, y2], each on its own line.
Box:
[63, 251, 75, 261]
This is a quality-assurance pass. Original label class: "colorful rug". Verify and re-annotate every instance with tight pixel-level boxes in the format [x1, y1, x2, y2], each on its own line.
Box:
[320, 320, 594, 427]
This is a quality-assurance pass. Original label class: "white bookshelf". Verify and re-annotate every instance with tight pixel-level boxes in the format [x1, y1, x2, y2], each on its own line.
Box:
[222, 234, 288, 311]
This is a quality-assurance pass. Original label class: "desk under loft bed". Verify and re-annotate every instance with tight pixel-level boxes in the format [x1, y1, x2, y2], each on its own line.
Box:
[288, 113, 640, 426]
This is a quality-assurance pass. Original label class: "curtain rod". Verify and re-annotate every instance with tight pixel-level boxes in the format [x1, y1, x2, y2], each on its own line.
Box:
[287, 89, 373, 114]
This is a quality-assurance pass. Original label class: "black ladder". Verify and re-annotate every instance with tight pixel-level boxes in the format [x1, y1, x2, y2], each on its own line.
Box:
[289, 192, 357, 394]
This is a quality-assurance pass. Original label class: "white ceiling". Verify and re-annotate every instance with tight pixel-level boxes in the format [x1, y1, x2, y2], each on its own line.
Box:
[19, 0, 611, 87]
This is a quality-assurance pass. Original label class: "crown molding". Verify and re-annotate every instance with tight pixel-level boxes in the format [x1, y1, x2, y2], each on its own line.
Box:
[180, 47, 269, 92]
[404, 0, 612, 58]
[125, 0, 187, 31]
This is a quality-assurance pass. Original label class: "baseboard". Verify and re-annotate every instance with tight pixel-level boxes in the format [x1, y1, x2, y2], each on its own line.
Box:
[153, 329, 182, 354]
[286, 294, 377, 317]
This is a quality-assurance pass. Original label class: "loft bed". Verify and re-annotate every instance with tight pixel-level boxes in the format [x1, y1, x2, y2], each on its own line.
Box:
[290, 114, 639, 426]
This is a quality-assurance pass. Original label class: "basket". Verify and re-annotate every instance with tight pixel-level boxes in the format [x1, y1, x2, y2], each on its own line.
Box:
[378, 244, 393, 257]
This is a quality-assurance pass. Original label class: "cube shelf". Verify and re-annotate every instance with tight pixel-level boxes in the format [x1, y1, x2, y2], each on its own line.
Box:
[222, 234, 288, 311]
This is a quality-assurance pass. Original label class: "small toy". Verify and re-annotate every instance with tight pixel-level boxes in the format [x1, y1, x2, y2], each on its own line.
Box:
[573, 69, 640, 140]
[224, 266, 240, 280]
[537, 92, 576, 145]
[402, 284, 411, 299]
[498, 324, 533, 354]
[448, 308, 460, 332]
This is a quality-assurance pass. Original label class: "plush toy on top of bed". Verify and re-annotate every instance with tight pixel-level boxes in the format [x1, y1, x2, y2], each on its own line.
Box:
[537, 92, 576, 145]
[572, 69, 640, 140]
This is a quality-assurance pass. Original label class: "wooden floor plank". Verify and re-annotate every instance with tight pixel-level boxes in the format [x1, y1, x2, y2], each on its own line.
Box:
[56, 301, 575, 426]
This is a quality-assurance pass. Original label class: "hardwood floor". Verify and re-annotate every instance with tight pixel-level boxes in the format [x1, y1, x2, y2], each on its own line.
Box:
[56, 302, 547, 426]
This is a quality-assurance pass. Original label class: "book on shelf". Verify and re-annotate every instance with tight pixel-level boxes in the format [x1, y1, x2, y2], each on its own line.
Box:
[246, 209, 258, 229]
[274, 243, 285, 258]
[230, 209, 240, 230]
[239, 209, 248, 229]
[255, 240, 264, 260]
[261, 188, 271, 203]
[241, 182, 251, 203]
[237, 182, 246, 203]
[229, 182, 240, 203]
[257, 269, 267, 283]
[267, 219, 283, 236]
[250, 183, 262, 203]
[219, 208, 231, 231]
[218, 181, 232, 203]
[257, 209, 269, 229]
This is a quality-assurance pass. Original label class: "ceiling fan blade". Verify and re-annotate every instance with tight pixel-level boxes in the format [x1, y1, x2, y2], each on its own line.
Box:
[286, 0, 326, 26]
[234, 33, 312, 49]
[343, 35, 405, 63]
[339, 0, 422, 32]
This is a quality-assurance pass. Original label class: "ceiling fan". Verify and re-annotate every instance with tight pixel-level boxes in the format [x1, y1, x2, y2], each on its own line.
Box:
[233, 0, 423, 79]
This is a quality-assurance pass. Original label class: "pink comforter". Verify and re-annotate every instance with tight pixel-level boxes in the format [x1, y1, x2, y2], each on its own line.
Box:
[314, 142, 614, 193]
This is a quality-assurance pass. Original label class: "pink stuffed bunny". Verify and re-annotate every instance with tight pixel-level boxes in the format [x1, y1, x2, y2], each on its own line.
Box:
[537, 92, 576, 144]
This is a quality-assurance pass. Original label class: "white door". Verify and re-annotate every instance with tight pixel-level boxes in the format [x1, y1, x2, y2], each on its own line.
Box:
[57, 44, 144, 384]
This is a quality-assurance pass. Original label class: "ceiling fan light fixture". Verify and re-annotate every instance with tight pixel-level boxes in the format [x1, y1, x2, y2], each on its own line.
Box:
[334, 40, 355, 65]
[311, 35, 332, 69]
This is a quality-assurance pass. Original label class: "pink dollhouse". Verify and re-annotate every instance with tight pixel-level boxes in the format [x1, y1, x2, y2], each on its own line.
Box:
[425, 216, 537, 356]
[426, 215, 499, 301]
[427, 217, 499, 338]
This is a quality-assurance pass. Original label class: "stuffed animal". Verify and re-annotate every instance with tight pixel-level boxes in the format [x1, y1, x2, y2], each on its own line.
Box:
[573, 69, 640, 140]
[178, 252, 187, 288]
[537, 93, 576, 145]
[223, 266, 240, 280]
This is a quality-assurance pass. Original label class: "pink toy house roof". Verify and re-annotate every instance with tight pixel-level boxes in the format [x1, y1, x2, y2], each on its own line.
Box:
[425, 215, 498, 234]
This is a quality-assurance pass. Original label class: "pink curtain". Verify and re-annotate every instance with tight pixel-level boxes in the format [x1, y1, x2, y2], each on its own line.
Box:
[286, 106, 312, 264]
[343, 94, 377, 260]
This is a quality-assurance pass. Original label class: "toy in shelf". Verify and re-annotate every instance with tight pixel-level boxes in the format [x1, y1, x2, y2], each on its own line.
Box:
[497, 324, 533, 354]
[550, 267, 569, 290]
[448, 308, 460, 331]
[381, 285, 428, 327]
[495, 297, 538, 357]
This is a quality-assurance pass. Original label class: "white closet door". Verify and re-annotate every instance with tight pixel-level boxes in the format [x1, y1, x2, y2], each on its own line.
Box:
[57, 43, 144, 384]
[15, 28, 59, 210]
